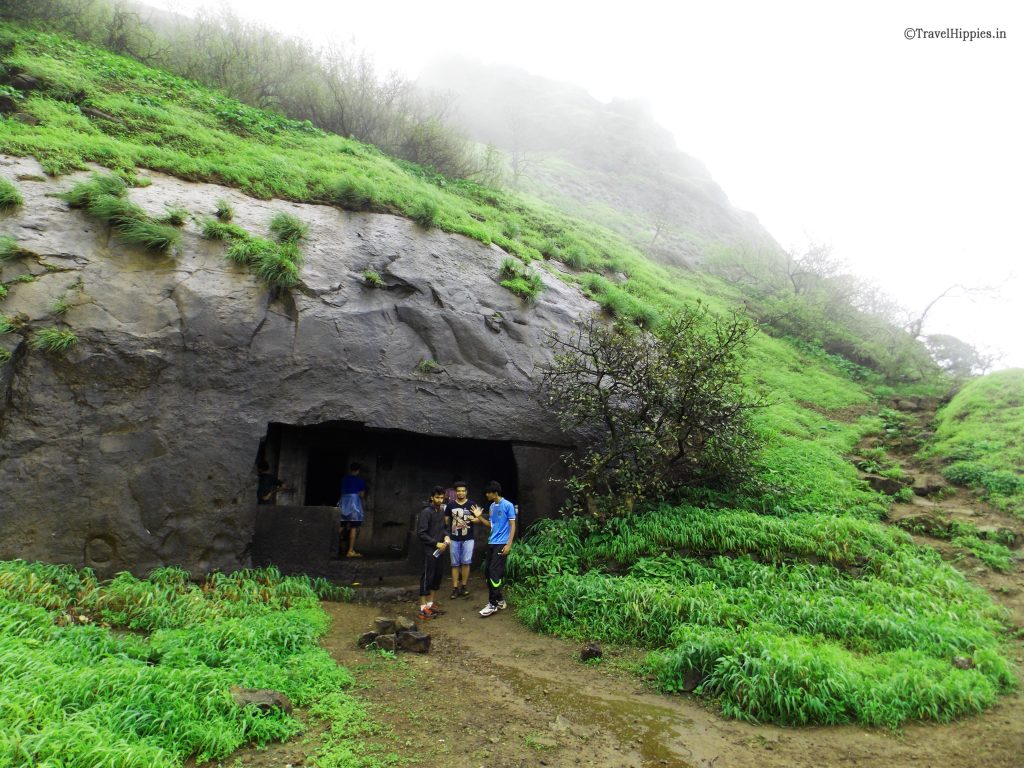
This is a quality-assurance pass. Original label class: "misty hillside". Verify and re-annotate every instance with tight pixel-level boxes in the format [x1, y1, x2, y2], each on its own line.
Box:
[421, 57, 777, 268]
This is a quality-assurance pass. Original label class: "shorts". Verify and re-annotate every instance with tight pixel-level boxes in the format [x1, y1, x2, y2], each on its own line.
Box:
[449, 538, 474, 566]
[338, 494, 364, 523]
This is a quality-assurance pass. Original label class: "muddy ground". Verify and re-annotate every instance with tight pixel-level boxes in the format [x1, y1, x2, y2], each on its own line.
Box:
[225, 558, 1023, 768]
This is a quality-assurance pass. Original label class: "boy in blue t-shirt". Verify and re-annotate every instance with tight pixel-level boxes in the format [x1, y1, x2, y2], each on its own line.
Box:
[337, 463, 366, 557]
[473, 480, 517, 617]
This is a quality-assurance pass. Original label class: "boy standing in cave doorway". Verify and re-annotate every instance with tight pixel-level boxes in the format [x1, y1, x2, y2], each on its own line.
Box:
[337, 462, 366, 558]
[444, 480, 478, 600]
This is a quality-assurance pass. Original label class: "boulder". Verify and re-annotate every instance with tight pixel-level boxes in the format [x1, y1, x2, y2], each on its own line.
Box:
[357, 631, 379, 647]
[373, 634, 398, 651]
[230, 687, 293, 715]
[580, 642, 602, 661]
[864, 475, 905, 496]
[396, 630, 431, 653]
[374, 617, 396, 634]
[912, 474, 947, 497]
[681, 669, 704, 693]
[395, 615, 418, 632]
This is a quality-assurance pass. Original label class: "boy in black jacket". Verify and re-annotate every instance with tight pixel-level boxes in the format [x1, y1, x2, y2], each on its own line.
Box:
[416, 486, 451, 619]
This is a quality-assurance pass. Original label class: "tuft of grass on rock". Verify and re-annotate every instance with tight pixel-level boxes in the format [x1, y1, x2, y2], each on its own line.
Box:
[0, 234, 21, 261]
[160, 205, 189, 226]
[201, 218, 248, 241]
[0, 177, 24, 210]
[30, 327, 77, 352]
[499, 257, 544, 302]
[60, 173, 178, 253]
[51, 294, 71, 316]
[361, 269, 385, 288]
[407, 196, 441, 228]
[214, 198, 234, 221]
[268, 212, 309, 244]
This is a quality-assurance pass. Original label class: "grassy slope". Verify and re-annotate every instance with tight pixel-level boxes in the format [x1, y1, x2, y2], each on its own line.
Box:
[0, 22, 1015, 734]
[922, 369, 1024, 515]
[0, 562, 389, 768]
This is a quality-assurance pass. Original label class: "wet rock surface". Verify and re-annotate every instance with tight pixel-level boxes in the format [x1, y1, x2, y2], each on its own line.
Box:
[0, 156, 597, 576]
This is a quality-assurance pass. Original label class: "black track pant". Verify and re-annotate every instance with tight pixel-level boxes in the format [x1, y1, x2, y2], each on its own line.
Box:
[421, 548, 443, 597]
[485, 544, 508, 605]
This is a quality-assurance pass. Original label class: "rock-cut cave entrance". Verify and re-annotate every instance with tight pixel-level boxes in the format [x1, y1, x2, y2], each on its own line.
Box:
[253, 421, 522, 571]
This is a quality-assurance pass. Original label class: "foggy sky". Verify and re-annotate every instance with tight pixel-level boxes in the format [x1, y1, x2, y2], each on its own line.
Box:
[151, 0, 1023, 368]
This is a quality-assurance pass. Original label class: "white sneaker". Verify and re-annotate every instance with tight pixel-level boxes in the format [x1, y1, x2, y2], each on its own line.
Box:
[497, 600, 507, 610]
[479, 603, 498, 617]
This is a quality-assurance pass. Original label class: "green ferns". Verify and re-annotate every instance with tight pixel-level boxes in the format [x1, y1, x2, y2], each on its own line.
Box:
[0, 561, 367, 767]
[509, 508, 1015, 728]
[59, 173, 180, 253]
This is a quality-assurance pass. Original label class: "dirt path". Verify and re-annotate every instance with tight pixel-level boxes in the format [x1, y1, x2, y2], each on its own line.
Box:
[229, 582, 1023, 768]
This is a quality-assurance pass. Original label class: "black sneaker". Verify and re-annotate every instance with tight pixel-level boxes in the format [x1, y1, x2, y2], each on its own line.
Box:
[450, 587, 460, 600]
[459, 585, 470, 598]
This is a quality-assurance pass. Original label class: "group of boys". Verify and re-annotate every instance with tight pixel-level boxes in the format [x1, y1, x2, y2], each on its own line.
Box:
[416, 480, 517, 620]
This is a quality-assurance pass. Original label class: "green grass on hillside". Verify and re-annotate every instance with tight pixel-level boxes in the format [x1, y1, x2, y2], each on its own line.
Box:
[0, 23, 755, 324]
[921, 369, 1024, 515]
[510, 509, 1015, 727]
[0, 560, 390, 768]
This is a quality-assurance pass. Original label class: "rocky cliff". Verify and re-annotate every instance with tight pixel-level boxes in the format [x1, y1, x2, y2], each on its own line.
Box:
[0, 155, 596, 576]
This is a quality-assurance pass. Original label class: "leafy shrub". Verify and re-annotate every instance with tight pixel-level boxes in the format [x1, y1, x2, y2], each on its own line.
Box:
[30, 327, 77, 352]
[416, 359, 441, 374]
[268, 211, 309, 244]
[542, 307, 764, 512]
[0, 177, 23, 210]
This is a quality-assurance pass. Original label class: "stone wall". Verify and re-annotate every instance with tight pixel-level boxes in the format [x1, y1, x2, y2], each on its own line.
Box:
[0, 156, 594, 576]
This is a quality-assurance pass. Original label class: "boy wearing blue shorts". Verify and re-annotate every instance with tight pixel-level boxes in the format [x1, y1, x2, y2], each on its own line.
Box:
[444, 481, 478, 599]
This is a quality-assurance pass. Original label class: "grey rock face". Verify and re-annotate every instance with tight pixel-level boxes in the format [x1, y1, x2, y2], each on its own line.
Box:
[0, 156, 597, 576]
